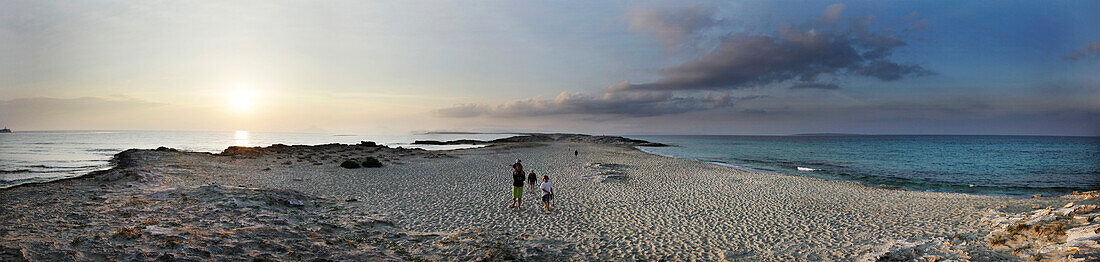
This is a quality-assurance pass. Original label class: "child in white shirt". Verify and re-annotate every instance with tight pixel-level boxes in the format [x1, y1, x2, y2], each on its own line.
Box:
[540, 175, 553, 211]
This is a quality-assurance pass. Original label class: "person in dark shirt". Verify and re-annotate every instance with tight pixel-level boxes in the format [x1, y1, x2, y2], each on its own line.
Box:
[509, 159, 525, 208]
[527, 169, 538, 196]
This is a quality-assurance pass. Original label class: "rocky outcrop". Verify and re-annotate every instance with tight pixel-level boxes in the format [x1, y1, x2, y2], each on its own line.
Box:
[87, 149, 174, 186]
[221, 143, 385, 158]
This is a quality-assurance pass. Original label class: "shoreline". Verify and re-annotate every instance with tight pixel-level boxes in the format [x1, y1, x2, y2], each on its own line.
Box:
[1, 134, 1097, 260]
[1, 133, 1086, 202]
[627, 136, 1098, 199]
[632, 145, 1046, 199]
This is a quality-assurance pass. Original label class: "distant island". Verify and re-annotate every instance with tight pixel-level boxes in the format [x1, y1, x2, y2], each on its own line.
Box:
[790, 133, 861, 136]
[413, 133, 670, 147]
[421, 131, 522, 135]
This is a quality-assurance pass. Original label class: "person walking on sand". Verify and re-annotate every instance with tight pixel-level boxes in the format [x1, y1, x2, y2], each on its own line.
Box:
[540, 175, 554, 211]
[527, 169, 538, 195]
[509, 159, 525, 209]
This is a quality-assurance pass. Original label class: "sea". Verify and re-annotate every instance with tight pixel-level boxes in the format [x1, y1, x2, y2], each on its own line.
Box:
[2, 131, 1097, 197]
[631, 135, 1100, 197]
[0, 130, 512, 189]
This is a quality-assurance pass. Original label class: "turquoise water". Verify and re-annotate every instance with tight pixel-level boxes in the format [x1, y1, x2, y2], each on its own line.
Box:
[632, 135, 1100, 197]
[0, 130, 511, 188]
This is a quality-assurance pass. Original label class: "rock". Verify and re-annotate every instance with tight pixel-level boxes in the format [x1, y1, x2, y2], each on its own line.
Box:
[1032, 193, 1043, 198]
[220, 146, 266, 158]
[359, 141, 378, 147]
[287, 199, 305, 206]
[144, 226, 173, 235]
[339, 160, 361, 169]
[154, 147, 178, 152]
[345, 197, 357, 202]
[1064, 190, 1100, 200]
[1073, 205, 1097, 215]
[1066, 202, 1075, 208]
[362, 157, 383, 168]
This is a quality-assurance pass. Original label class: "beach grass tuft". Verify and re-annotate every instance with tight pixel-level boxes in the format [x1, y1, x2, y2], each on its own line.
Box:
[340, 160, 361, 169]
[362, 157, 383, 168]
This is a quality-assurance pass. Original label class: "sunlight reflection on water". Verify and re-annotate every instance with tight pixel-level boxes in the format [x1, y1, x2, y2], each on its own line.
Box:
[234, 130, 249, 146]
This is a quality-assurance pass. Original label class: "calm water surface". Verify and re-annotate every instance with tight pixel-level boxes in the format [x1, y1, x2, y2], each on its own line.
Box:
[632, 135, 1100, 197]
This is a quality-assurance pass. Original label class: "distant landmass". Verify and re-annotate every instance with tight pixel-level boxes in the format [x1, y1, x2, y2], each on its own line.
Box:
[422, 131, 521, 135]
[790, 133, 861, 136]
[413, 133, 670, 147]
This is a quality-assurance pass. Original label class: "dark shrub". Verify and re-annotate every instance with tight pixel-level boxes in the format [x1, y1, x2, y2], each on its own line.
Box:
[362, 157, 383, 168]
[340, 160, 361, 169]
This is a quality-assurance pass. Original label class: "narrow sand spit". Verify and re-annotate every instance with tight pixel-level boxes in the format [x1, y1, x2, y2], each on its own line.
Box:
[1, 135, 1094, 261]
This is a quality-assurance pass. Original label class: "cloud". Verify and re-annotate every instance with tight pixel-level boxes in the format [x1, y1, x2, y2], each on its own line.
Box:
[789, 82, 840, 90]
[617, 8, 932, 91]
[432, 103, 485, 118]
[821, 4, 845, 24]
[0, 96, 163, 117]
[435, 91, 761, 118]
[626, 4, 722, 48]
[856, 60, 934, 81]
[0, 96, 165, 129]
[1063, 42, 1100, 61]
[436, 4, 936, 121]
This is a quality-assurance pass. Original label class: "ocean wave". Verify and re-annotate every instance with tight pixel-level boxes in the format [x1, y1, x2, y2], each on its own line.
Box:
[25, 164, 105, 169]
[796, 167, 818, 171]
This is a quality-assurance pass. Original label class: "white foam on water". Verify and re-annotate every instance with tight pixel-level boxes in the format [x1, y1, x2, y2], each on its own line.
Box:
[797, 167, 817, 171]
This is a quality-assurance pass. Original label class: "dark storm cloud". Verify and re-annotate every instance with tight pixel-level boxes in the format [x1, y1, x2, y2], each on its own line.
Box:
[789, 82, 840, 90]
[617, 15, 932, 91]
[856, 60, 934, 81]
[625, 4, 723, 48]
[1063, 42, 1100, 61]
[437, 4, 934, 120]
[434, 91, 761, 118]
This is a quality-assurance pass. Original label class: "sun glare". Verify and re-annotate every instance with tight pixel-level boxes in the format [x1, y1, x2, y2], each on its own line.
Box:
[229, 89, 257, 113]
[233, 130, 250, 146]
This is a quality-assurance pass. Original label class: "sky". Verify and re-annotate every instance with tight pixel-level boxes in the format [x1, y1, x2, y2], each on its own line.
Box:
[0, 0, 1098, 136]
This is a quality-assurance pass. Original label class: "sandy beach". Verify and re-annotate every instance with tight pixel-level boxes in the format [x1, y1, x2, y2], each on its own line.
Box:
[1, 134, 1097, 261]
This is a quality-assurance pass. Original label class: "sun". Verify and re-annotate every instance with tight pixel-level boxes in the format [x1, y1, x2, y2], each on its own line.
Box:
[229, 89, 257, 112]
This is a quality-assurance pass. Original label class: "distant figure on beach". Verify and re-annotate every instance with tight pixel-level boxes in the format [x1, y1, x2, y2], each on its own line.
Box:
[574, 150, 578, 157]
[527, 169, 538, 194]
[540, 175, 553, 211]
[509, 159, 525, 209]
